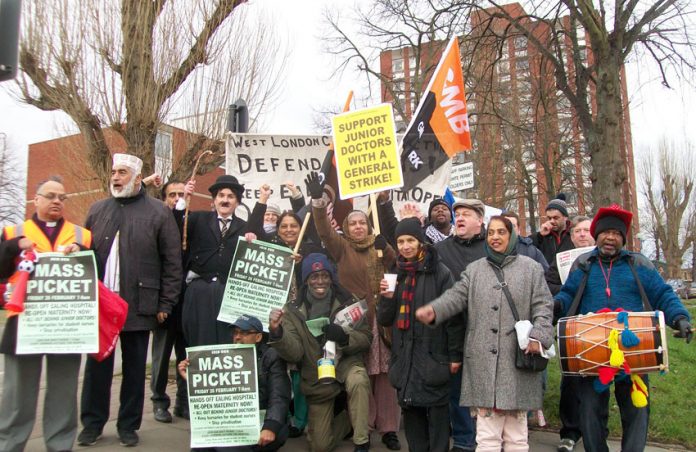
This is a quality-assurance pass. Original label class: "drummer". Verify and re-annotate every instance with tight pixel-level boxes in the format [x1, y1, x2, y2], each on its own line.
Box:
[555, 204, 692, 452]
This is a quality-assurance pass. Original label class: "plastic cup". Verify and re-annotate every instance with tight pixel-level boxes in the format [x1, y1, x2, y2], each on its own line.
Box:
[384, 273, 398, 292]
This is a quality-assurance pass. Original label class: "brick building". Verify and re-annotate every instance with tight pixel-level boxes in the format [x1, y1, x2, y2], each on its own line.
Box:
[25, 125, 225, 225]
[379, 3, 639, 244]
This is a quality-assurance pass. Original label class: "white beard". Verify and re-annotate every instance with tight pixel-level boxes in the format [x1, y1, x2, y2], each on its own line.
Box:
[110, 177, 139, 198]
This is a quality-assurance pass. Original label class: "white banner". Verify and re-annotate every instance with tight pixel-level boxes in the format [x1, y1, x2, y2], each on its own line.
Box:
[225, 133, 451, 215]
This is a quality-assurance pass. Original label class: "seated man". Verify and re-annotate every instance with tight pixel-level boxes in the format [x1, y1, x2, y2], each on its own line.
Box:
[268, 253, 372, 452]
[179, 315, 290, 452]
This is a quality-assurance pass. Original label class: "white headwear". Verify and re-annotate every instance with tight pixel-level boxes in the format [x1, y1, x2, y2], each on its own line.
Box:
[112, 153, 143, 175]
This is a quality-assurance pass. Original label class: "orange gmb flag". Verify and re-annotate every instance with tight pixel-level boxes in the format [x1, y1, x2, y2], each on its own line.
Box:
[401, 36, 472, 190]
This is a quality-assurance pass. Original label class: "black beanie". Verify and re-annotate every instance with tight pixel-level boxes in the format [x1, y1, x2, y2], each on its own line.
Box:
[428, 198, 451, 220]
[395, 218, 425, 243]
[592, 216, 627, 243]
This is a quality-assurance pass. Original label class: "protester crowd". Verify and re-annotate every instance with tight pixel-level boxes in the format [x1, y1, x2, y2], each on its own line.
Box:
[0, 155, 693, 452]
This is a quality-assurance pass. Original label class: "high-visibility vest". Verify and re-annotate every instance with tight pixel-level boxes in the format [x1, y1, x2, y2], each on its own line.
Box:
[3, 219, 92, 284]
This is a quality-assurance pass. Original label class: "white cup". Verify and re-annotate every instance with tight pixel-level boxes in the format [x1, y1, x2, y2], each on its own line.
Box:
[384, 273, 398, 292]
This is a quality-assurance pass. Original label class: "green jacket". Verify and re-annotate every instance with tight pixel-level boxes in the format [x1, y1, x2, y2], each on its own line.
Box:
[269, 284, 372, 404]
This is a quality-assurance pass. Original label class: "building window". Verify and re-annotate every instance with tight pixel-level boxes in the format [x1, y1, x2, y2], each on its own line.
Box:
[392, 57, 404, 74]
[155, 131, 173, 180]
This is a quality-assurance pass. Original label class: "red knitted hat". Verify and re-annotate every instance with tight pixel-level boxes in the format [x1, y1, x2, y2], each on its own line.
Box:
[590, 204, 633, 240]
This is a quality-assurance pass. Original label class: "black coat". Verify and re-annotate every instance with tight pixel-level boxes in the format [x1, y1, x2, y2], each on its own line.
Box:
[516, 236, 549, 272]
[86, 190, 182, 331]
[256, 342, 291, 435]
[434, 232, 487, 280]
[377, 246, 457, 407]
[182, 210, 247, 282]
[531, 224, 574, 265]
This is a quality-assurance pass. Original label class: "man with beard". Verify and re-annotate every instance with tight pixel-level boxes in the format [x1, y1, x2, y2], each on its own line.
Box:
[179, 175, 247, 346]
[545, 215, 594, 452]
[532, 194, 574, 265]
[433, 199, 486, 452]
[78, 154, 182, 447]
[555, 205, 692, 452]
[423, 199, 452, 244]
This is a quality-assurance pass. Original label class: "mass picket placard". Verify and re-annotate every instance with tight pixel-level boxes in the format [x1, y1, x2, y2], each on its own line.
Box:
[16, 251, 99, 354]
[187, 344, 259, 448]
[332, 104, 403, 199]
[218, 238, 295, 331]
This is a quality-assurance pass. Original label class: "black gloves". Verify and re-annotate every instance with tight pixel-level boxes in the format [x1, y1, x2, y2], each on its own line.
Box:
[674, 317, 693, 344]
[374, 234, 388, 251]
[322, 323, 349, 345]
[304, 171, 324, 200]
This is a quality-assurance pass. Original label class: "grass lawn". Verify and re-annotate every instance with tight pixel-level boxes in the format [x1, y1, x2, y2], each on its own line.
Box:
[543, 303, 696, 449]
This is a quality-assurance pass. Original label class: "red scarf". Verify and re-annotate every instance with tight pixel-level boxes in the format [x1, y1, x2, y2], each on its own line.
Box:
[395, 250, 425, 330]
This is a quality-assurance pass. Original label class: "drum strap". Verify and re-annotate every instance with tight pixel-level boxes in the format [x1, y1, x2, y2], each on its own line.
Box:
[567, 270, 589, 317]
[627, 258, 652, 311]
[491, 266, 521, 322]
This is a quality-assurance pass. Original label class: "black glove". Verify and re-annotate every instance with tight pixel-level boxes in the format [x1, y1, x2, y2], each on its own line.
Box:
[322, 323, 349, 345]
[674, 317, 693, 344]
[304, 171, 324, 200]
[374, 234, 388, 251]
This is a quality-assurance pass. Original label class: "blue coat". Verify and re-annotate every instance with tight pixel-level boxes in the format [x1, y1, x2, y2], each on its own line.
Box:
[556, 249, 690, 327]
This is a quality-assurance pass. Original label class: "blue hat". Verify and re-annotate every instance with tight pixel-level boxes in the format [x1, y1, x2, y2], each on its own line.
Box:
[230, 314, 263, 332]
[302, 253, 336, 283]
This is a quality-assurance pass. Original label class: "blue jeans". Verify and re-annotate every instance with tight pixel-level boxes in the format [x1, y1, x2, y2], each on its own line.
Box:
[577, 375, 649, 452]
[449, 368, 476, 450]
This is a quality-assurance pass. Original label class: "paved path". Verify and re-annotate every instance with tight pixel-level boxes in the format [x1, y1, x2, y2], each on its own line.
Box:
[18, 373, 687, 451]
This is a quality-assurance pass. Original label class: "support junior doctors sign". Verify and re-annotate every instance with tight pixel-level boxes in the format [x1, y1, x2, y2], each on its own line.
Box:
[332, 104, 404, 199]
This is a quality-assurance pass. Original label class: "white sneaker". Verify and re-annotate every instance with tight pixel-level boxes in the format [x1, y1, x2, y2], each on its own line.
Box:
[558, 438, 576, 452]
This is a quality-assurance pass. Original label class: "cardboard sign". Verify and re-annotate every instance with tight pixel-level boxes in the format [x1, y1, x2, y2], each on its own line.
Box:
[450, 162, 475, 191]
[332, 104, 403, 199]
[187, 344, 259, 448]
[218, 238, 295, 331]
[16, 251, 99, 354]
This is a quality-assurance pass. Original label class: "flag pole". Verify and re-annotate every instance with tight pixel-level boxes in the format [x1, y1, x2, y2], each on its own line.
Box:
[370, 193, 382, 258]
[293, 91, 354, 255]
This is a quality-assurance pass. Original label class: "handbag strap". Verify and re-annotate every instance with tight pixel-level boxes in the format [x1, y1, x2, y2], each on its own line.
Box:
[567, 270, 590, 317]
[491, 265, 520, 322]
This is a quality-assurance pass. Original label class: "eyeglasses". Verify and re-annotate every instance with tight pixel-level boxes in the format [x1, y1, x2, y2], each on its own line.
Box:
[37, 193, 68, 202]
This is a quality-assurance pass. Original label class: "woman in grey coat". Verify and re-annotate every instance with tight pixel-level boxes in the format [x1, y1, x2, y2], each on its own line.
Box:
[415, 216, 554, 452]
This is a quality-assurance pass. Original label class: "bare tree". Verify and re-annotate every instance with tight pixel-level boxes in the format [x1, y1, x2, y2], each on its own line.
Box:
[0, 133, 24, 228]
[640, 140, 696, 279]
[479, 0, 696, 208]
[15, 0, 287, 190]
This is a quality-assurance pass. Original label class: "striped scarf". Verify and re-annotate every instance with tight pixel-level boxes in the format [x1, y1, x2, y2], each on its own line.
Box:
[395, 250, 425, 330]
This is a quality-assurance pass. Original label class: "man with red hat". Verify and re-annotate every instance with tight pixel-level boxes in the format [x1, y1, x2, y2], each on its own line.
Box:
[555, 204, 692, 452]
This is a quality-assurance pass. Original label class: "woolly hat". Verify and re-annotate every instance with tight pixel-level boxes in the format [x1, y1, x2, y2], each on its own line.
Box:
[208, 175, 244, 200]
[428, 198, 451, 220]
[301, 253, 336, 283]
[266, 203, 281, 216]
[112, 153, 143, 175]
[452, 199, 485, 218]
[590, 204, 633, 242]
[395, 218, 425, 243]
[546, 193, 569, 218]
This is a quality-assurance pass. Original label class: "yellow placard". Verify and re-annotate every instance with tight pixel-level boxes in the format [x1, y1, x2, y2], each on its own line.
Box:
[331, 104, 404, 199]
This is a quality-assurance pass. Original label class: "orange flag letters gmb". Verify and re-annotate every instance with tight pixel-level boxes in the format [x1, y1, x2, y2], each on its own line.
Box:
[401, 36, 472, 190]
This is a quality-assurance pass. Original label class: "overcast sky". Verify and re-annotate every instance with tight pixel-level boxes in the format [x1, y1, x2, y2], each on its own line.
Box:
[2, 0, 695, 175]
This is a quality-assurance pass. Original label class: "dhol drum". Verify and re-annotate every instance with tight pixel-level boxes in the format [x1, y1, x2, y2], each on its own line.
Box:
[557, 311, 669, 375]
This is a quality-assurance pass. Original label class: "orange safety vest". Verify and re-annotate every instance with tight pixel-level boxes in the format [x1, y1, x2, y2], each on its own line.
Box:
[3, 219, 92, 284]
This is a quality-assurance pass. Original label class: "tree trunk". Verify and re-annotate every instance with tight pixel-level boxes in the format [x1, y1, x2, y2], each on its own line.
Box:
[587, 54, 625, 207]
